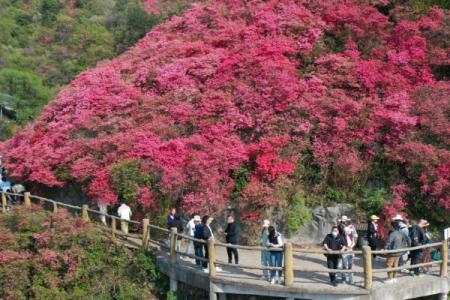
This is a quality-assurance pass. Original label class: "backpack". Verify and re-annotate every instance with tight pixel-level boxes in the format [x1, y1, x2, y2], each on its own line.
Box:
[408, 226, 421, 247]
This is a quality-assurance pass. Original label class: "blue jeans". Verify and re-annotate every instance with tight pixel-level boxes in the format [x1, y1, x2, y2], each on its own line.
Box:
[261, 250, 271, 278]
[270, 251, 283, 279]
[194, 245, 203, 266]
[341, 254, 353, 283]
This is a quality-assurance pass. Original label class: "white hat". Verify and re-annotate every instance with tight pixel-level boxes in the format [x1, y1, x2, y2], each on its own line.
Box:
[193, 215, 201, 222]
[392, 214, 403, 221]
[340, 216, 351, 222]
[262, 220, 270, 227]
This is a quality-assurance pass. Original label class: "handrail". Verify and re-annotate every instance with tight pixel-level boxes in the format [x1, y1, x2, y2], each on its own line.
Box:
[372, 261, 442, 273]
[215, 259, 283, 271]
[87, 207, 141, 224]
[149, 224, 170, 233]
[215, 241, 283, 251]
[2, 191, 449, 292]
[293, 248, 363, 255]
[372, 242, 442, 254]
[174, 232, 207, 244]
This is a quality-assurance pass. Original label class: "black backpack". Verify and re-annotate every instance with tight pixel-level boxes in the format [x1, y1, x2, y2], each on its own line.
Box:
[409, 226, 421, 247]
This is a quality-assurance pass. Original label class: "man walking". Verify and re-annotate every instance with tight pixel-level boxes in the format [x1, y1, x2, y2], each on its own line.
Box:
[384, 221, 409, 283]
[117, 203, 132, 234]
[323, 226, 346, 286]
[225, 215, 240, 264]
[170, 214, 184, 261]
[409, 219, 426, 276]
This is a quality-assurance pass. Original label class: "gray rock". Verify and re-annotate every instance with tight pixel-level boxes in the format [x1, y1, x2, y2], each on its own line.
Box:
[291, 204, 354, 244]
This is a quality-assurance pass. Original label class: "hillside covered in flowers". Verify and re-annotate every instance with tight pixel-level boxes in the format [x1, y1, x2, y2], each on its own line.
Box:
[1, 0, 449, 229]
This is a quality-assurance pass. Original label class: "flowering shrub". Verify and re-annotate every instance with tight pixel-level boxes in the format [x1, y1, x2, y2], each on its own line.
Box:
[0, 0, 449, 225]
[0, 206, 167, 299]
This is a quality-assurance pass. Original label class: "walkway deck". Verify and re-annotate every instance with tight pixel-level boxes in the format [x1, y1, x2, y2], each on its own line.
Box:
[3, 192, 450, 300]
[124, 236, 449, 300]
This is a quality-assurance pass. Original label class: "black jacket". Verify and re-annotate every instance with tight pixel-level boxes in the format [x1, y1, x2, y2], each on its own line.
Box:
[323, 233, 345, 258]
[203, 224, 213, 240]
[171, 217, 184, 240]
[225, 222, 240, 244]
[367, 222, 377, 240]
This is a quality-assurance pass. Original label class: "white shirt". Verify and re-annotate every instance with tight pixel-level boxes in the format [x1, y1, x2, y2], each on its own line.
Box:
[117, 204, 132, 220]
[187, 219, 196, 236]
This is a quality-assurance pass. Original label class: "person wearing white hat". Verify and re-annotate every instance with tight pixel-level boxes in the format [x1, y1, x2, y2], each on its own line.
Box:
[392, 214, 411, 271]
[260, 219, 271, 281]
[185, 215, 201, 256]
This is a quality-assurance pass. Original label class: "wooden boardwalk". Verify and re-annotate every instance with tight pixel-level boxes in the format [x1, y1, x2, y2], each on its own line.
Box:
[2, 192, 450, 300]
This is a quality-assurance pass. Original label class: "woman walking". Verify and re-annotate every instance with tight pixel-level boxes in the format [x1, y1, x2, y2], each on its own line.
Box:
[267, 225, 284, 284]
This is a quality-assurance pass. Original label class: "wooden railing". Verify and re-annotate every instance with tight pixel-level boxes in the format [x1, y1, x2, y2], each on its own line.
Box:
[2, 191, 449, 290]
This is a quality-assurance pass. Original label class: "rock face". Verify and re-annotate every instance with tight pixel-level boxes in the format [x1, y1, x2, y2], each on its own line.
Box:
[292, 204, 354, 244]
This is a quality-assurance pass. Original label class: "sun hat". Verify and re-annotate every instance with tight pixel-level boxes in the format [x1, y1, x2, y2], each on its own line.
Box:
[339, 216, 351, 222]
[193, 215, 201, 222]
[392, 214, 404, 221]
[370, 215, 380, 220]
[420, 219, 430, 227]
[262, 220, 270, 227]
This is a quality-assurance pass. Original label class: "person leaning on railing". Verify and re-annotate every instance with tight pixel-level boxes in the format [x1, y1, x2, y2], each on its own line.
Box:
[260, 220, 271, 281]
[323, 226, 346, 287]
[194, 217, 205, 268]
[267, 225, 284, 285]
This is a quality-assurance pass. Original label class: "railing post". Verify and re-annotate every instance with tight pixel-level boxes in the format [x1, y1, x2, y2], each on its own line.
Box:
[24, 192, 31, 207]
[82, 204, 89, 222]
[52, 201, 58, 214]
[111, 217, 116, 240]
[284, 242, 294, 286]
[440, 240, 448, 277]
[208, 239, 217, 278]
[170, 227, 177, 264]
[1, 192, 6, 213]
[363, 246, 372, 289]
[142, 218, 149, 249]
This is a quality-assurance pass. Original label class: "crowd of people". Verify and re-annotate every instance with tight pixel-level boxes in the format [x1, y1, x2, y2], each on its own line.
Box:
[155, 208, 438, 287]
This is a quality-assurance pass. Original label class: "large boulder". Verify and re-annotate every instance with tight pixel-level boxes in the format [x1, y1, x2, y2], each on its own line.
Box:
[292, 204, 354, 245]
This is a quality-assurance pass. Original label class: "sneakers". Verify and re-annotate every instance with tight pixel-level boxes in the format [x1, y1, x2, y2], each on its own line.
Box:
[270, 278, 276, 285]
[216, 266, 223, 272]
[384, 279, 395, 284]
[331, 281, 338, 287]
[278, 278, 284, 285]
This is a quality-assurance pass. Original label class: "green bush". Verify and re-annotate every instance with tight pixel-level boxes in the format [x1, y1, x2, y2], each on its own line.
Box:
[286, 193, 312, 236]
[358, 188, 387, 217]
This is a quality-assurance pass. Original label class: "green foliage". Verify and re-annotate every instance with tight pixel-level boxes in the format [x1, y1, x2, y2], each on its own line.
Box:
[0, 69, 51, 125]
[230, 166, 250, 200]
[413, 0, 450, 12]
[0, 0, 172, 140]
[358, 188, 387, 217]
[323, 29, 350, 53]
[324, 187, 344, 203]
[286, 193, 312, 236]
[297, 149, 322, 187]
[110, 159, 151, 203]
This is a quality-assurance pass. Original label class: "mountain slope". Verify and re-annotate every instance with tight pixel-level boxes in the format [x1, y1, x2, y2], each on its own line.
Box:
[1, 0, 449, 228]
